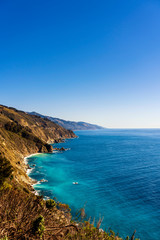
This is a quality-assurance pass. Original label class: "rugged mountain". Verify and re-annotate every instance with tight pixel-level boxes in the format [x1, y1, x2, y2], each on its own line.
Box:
[29, 111, 105, 130]
[0, 104, 76, 186]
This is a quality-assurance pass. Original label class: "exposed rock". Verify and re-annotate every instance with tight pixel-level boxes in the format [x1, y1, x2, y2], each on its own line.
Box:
[60, 147, 65, 151]
[27, 164, 31, 169]
[40, 179, 48, 183]
[53, 147, 66, 152]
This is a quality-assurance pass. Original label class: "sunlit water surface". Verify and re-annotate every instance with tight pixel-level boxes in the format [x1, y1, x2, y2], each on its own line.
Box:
[27, 129, 160, 240]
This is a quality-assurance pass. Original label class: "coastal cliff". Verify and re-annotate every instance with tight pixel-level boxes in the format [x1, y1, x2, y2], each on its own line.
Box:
[0, 105, 76, 187]
[0, 105, 133, 240]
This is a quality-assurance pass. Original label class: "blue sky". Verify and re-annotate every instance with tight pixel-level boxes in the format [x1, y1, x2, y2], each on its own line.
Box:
[0, 0, 160, 128]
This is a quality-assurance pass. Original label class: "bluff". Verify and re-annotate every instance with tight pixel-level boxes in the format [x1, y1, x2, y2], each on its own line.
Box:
[0, 105, 80, 239]
[0, 104, 76, 187]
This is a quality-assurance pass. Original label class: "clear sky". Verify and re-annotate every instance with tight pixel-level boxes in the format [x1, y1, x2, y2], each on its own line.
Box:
[0, 0, 160, 128]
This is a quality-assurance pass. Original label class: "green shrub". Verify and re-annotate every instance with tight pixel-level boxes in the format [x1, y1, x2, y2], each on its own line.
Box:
[33, 215, 45, 238]
[46, 199, 56, 209]
[0, 237, 8, 240]
[58, 203, 71, 212]
[4, 121, 22, 133]
[0, 154, 13, 186]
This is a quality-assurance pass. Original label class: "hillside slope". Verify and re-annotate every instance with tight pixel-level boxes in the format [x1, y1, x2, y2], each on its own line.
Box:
[29, 111, 105, 130]
[0, 105, 79, 239]
[0, 105, 76, 187]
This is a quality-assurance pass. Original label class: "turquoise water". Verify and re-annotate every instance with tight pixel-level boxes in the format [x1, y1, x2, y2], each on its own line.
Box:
[27, 129, 160, 239]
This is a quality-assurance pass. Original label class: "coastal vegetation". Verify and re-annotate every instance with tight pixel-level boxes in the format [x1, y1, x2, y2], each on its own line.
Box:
[33, 215, 45, 238]
[0, 105, 139, 239]
[0, 154, 12, 187]
[1, 180, 138, 239]
[46, 199, 57, 209]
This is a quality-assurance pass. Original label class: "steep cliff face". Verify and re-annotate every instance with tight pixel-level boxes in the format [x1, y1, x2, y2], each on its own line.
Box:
[0, 105, 76, 143]
[0, 105, 76, 239]
[0, 105, 76, 186]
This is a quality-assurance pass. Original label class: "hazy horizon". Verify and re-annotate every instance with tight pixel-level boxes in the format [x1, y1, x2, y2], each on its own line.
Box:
[0, 0, 160, 128]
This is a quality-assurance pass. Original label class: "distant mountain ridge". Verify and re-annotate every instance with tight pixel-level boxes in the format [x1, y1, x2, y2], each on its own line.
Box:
[29, 112, 105, 130]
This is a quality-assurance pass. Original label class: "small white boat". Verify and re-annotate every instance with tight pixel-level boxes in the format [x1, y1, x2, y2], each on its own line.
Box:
[73, 182, 78, 185]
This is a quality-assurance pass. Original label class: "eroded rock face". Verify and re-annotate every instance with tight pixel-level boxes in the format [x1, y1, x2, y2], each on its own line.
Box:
[38, 144, 53, 153]
[54, 138, 65, 143]
[53, 147, 66, 151]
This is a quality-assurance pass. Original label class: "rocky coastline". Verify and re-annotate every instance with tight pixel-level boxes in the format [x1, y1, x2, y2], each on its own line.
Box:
[0, 105, 130, 239]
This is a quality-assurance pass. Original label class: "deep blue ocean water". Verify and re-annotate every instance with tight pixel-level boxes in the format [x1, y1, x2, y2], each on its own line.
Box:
[27, 129, 160, 240]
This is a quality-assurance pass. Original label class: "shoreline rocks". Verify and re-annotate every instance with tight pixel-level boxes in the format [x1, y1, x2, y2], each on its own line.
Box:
[53, 147, 66, 152]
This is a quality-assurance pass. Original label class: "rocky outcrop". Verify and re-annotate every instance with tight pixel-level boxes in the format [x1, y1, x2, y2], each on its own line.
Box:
[53, 147, 66, 151]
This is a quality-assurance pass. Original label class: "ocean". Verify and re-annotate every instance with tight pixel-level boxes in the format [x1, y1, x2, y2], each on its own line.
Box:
[27, 129, 160, 240]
